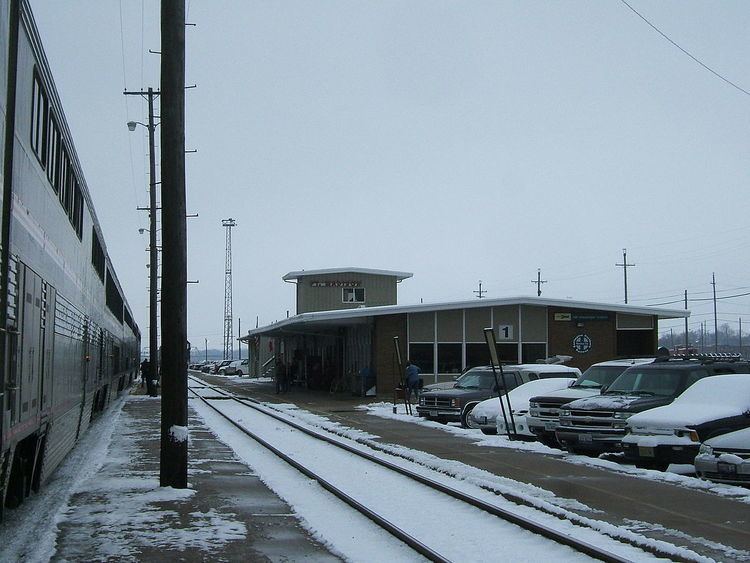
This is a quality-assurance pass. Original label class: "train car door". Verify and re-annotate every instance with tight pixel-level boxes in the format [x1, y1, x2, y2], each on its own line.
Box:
[39, 283, 55, 415]
[18, 266, 43, 426]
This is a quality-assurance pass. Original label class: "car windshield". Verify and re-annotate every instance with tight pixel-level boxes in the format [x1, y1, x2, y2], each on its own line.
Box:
[606, 368, 687, 397]
[455, 370, 519, 391]
[455, 370, 497, 390]
[572, 365, 629, 389]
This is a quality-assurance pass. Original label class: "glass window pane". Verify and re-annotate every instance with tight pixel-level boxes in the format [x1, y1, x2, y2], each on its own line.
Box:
[437, 343, 461, 374]
[408, 343, 433, 374]
[522, 343, 546, 364]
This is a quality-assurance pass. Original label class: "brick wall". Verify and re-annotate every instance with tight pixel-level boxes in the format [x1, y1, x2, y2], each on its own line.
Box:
[547, 308, 617, 371]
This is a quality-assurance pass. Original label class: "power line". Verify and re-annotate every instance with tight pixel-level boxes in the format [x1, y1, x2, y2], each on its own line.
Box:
[619, 0, 750, 97]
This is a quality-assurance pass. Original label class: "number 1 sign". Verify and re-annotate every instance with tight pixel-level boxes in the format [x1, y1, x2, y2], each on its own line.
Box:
[497, 324, 514, 341]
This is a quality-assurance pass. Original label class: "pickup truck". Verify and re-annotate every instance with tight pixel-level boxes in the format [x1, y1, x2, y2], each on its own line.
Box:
[555, 355, 750, 456]
[526, 358, 653, 447]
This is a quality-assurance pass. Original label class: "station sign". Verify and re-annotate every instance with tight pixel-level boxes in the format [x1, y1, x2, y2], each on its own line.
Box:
[310, 281, 360, 287]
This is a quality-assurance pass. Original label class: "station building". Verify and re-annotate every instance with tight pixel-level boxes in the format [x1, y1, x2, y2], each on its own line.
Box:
[240, 268, 689, 395]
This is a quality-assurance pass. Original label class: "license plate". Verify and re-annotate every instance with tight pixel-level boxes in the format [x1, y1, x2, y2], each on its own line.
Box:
[429, 410, 438, 417]
[579, 434, 593, 443]
[638, 446, 655, 458]
[544, 421, 557, 431]
[717, 462, 738, 475]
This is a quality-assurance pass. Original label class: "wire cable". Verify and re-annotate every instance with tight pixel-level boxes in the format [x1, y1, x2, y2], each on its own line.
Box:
[619, 0, 750, 97]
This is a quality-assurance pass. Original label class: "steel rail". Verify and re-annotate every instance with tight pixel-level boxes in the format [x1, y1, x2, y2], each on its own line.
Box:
[189, 377, 636, 563]
[188, 386, 451, 563]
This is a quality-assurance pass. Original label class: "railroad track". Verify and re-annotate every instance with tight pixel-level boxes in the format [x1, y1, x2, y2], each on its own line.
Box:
[187, 375, 695, 563]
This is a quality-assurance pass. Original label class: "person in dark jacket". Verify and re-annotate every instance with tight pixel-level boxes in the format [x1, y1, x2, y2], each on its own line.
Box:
[140, 358, 151, 389]
[405, 360, 422, 402]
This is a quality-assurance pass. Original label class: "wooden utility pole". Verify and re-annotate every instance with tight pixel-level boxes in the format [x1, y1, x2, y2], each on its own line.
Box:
[615, 249, 635, 304]
[712, 273, 718, 353]
[473, 280, 486, 299]
[531, 269, 547, 297]
[684, 290, 689, 351]
[160, 0, 187, 488]
[124, 87, 160, 397]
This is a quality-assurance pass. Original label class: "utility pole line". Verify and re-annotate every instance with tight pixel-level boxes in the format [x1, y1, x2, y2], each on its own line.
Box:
[531, 268, 547, 297]
[238, 317, 242, 360]
[615, 248, 635, 304]
[712, 272, 718, 353]
[222, 218, 236, 360]
[160, 0, 187, 489]
[124, 87, 160, 397]
[474, 280, 486, 299]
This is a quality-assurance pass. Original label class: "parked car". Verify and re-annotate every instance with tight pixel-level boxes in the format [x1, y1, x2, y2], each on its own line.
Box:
[201, 362, 215, 373]
[212, 360, 232, 374]
[527, 358, 653, 447]
[417, 364, 580, 426]
[695, 427, 750, 485]
[556, 354, 750, 456]
[220, 359, 249, 376]
[483, 377, 578, 438]
[622, 374, 750, 470]
[467, 366, 580, 434]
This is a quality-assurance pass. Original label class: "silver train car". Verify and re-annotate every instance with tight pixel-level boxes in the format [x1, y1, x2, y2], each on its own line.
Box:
[0, 1, 140, 515]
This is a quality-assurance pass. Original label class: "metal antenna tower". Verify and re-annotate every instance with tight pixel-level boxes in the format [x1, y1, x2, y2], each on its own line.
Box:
[222, 218, 236, 360]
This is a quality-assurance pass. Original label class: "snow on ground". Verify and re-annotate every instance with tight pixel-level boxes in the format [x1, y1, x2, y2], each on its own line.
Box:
[220, 376, 273, 384]
[0, 396, 128, 562]
[360, 401, 750, 505]
[0, 395, 247, 562]
[190, 390, 715, 562]
[191, 397, 423, 563]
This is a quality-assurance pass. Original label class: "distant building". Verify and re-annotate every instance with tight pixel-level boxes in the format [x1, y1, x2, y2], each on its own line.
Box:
[241, 268, 688, 396]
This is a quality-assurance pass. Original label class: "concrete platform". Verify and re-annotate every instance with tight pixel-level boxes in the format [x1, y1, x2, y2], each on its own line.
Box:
[52, 391, 339, 562]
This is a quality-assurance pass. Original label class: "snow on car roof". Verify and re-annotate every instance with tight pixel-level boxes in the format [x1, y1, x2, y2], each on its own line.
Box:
[472, 378, 575, 418]
[628, 374, 750, 428]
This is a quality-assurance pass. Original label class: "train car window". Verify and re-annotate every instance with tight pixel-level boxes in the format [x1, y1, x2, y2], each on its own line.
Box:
[31, 72, 48, 164]
[46, 115, 59, 187]
[91, 228, 105, 281]
[105, 268, 124, 323]
[57, 151, 68, 207]
[64, 167, 74, 217]
[73, 185, 84, 239]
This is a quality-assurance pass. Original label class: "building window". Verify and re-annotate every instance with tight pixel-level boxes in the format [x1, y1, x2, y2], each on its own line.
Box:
[466, 342, 518, 368]
[408, 343, 434, 374]
[522, 343, 547, 364]
[437, 343, 461, 374]
[342, 287, 365, 303]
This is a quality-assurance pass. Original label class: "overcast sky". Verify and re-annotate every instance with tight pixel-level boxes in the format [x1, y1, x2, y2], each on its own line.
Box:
[29, 1, 750, 352]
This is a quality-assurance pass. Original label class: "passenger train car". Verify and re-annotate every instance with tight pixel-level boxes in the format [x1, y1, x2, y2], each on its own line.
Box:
[0, 1, 140, 516]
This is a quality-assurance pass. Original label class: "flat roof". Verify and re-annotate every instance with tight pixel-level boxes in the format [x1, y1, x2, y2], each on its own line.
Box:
[241, 295, 689, 340]
[282, 267, 413, 282]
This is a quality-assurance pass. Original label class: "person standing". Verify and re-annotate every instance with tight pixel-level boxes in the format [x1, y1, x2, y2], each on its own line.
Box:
[140, 358, 151, 389]
[404, 360, 421, 402]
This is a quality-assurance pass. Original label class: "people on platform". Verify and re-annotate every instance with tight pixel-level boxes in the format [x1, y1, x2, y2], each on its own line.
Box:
[404, 360, 422, 402]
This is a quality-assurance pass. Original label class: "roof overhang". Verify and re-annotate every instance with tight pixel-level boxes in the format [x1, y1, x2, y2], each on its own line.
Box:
[240, 295, 689, 341]
[282, 267, 413, 282]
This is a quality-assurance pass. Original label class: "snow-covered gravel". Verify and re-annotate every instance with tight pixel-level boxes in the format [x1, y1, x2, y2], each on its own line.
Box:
[361, 401, 750, 505]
